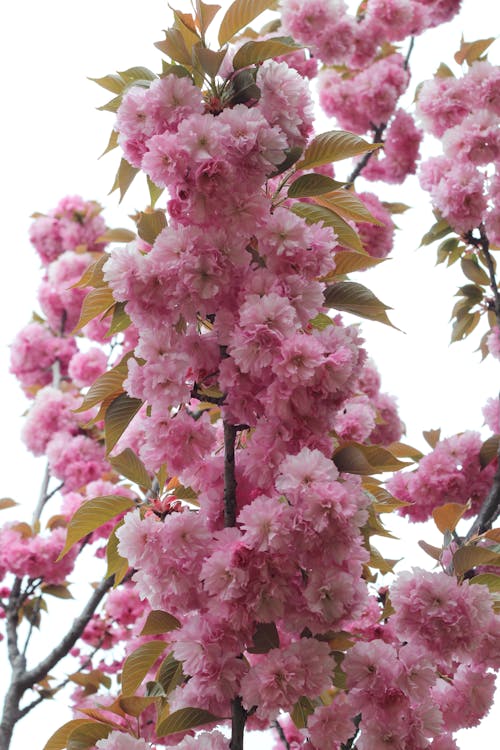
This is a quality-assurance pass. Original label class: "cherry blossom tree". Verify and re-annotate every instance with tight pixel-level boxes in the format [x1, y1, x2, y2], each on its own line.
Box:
[1, 2, 500, 750]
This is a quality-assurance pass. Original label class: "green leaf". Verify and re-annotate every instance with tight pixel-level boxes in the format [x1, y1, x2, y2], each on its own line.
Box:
[110, 159, 140, 202]
[420, 218, 452, 246]
[291, 203, 363, 252]
[382, 201, 410, 215]
[156, 652, 184, 694]
[136, 210, 167, 245]
[218, 0, 276, 46]
[105, 393, 143, 453]
[156, 707, 219, 737]
[97, 94, 123, 113]
[109, 448, 152, 489]
[270, 145, 303, 176]
[233, 37, 302, 69]
[290, 696, 315, 729]
[106, 301, 132, 336]
[453, 545, 500, 576]
[324, 281, 396, 327]
[147, 176, 164, 209]
[469, 573, 500, 592]
[106, 521, 129, 586]
[451, 310, 480, 342]
[59, 496, 135, 558]
[330, 249, 384, 276]
[247, 621, 280, 653]
[287, 174, 345, 198]
[117, 66, 157, 84]
[43, 720, 99, 750]
[333, 442, 410, 474]
[122, 640, 168, 696]
[296, 131, 381, 170]
[119, 697, 159, 716]
[461, 257, 490, 285]
[140, 610, 181, 636]
[66, 723, 112, 750]
[41, 584, 74, 600]
[89, 74, 125, 94]
[315, 191, 383, 225]
[75, 358, 129, 411]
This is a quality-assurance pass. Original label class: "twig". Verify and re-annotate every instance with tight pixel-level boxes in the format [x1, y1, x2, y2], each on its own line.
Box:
[273, 720, 291, 750]
[345, 123, 386, 187]
[404, 36, 415, 70]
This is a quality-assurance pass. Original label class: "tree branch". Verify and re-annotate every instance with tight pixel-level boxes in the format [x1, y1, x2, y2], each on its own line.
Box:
[345, 123, 386, 187]
[273, 720, 291, 750]
[19, 575, 114, 689]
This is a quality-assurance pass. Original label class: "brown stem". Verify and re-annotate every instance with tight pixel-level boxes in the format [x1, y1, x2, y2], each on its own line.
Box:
[345, 123, 387, 187]
[273, 720, 291, 750]
[223, 422, 248, 747]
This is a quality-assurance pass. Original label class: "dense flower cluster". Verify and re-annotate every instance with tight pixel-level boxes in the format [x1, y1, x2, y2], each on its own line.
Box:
[418, 61, 500, 238]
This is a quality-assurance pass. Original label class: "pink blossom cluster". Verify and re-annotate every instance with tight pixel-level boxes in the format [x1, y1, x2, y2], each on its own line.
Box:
[281, 0, 462, 69]
[418, 61, 500, 237]
[29, 195, 106, 265]
[387, 431, 496, 522]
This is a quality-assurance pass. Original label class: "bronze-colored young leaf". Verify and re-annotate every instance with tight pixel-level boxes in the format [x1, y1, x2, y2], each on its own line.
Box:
[451, 310, 480, 342]
[195, 0, 221, 34]
[156, 707, 219, 737]
[455, 36, 495, 65]
[247, 621, 280, 653]
[432, 502, 469, 534]
[136, 210, 167, 245]
[97, 228, 136, 244]
[106, 521, 129, 586]
[435, 62, 455, 78]
[0, 497, 18, 510]
[73, 286, 115, 333]
[140, 610, 181, 636]
[333, 442, 410, 474]
[109, 448, 152, 489]
[291, 203, 363, 251]
[386, 442, 423, 461]
[461, 257, 490, 285]
[119, 697, 158, 717]
[453, 545, 500, 576]
[155, 28, 193, 66]
[296, 130, 381, 170]
[418, 539, 443, 561]
[76, 357, 130, 412]
[147, 175, 164, 209]
[117, 66, 157, 84]
[324, 281, 396, 327]
[287, 173, 345, 198]
[105, 393, 143, 453]
[122, 640, 168, 696]
[422, 428, 441, 449]
[479, 435, 500, 468]
[315, 191, 383, 225]
[71, 254, 109, 289]
[194, 44, 227, 77]
[110, 158, 140, 202]
[59, 496, 136, 558]
[233, 37, 301, 69]
[382, 201, 411, 214]
[368, 546, 399, 574]
[218, 0, 276, 46]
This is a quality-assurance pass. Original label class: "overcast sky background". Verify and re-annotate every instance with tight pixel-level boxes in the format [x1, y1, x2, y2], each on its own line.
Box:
[0, 1, 499, 748]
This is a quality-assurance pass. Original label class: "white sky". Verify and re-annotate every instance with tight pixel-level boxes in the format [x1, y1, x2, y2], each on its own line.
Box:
[0, 1, 499, 748]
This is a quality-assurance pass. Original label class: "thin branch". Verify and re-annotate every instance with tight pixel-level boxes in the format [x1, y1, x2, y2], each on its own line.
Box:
[404, 35, 415, 70]
[19, 575, 115, 689]
[5, 579, 23, 668]
[223, 422, 238, 528]
[273, 720, 291, 750]
[466, 459, 500, 539]
[345, 123, 386, 187]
